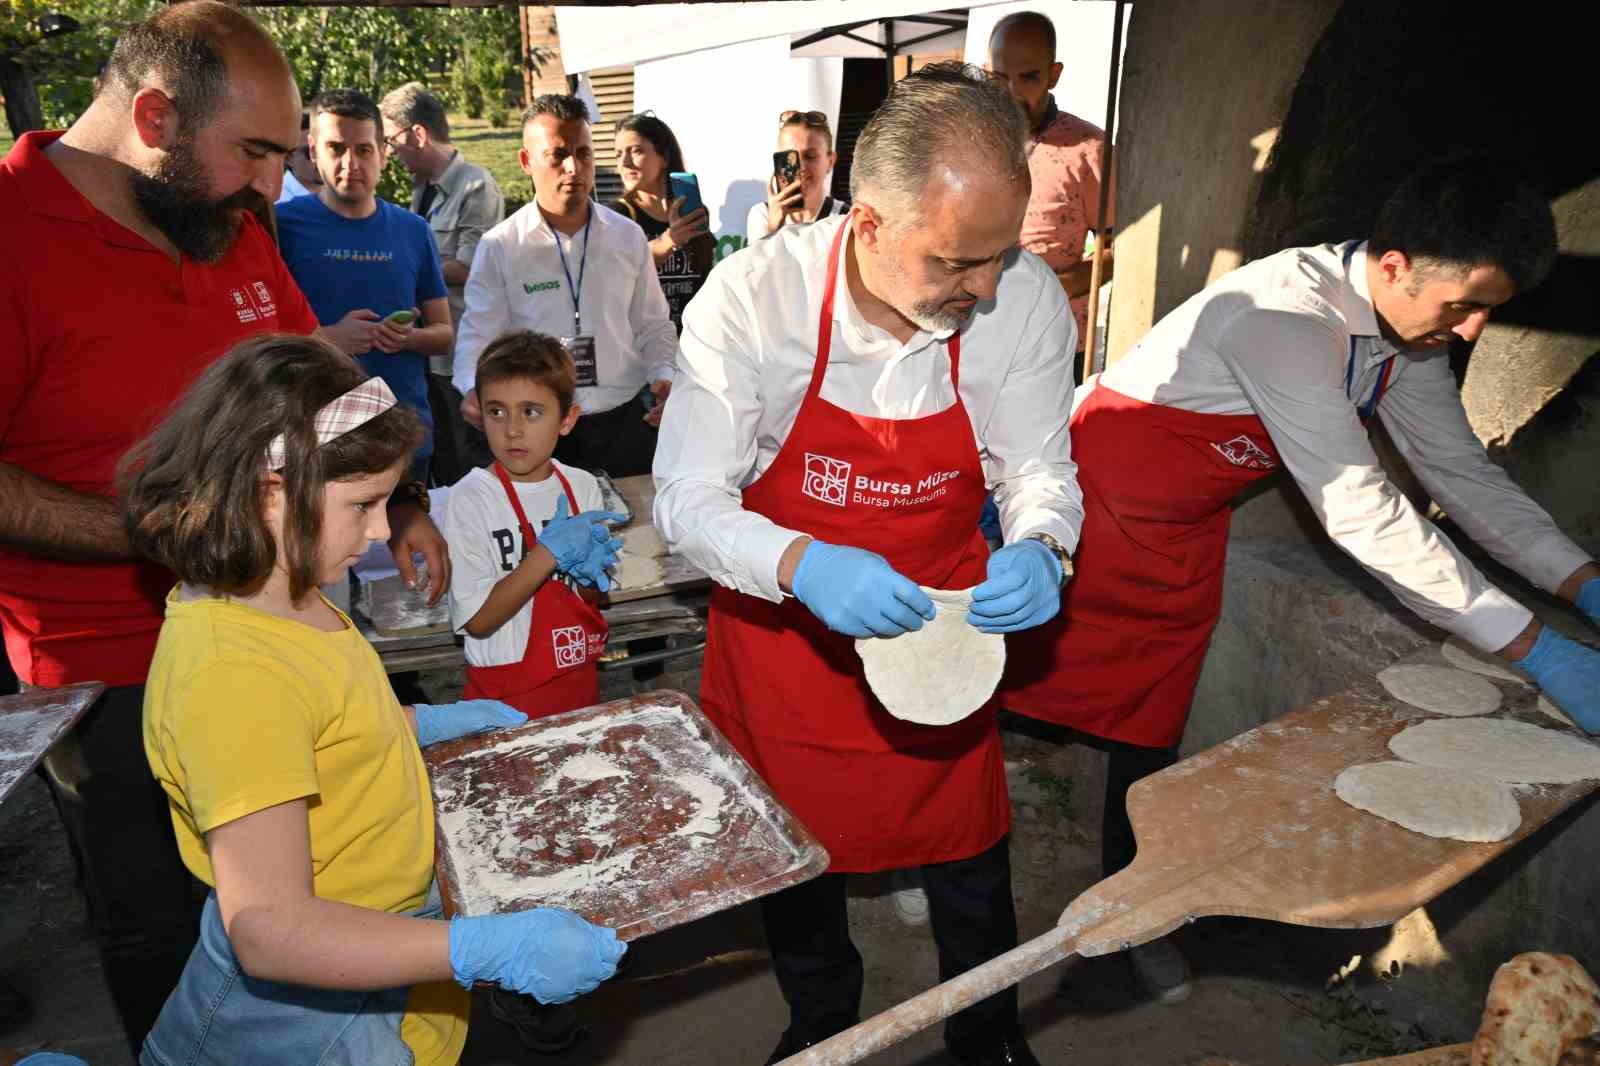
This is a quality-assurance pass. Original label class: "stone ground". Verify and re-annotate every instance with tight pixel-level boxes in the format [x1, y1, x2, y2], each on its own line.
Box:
[0, 654, 1470, 1065]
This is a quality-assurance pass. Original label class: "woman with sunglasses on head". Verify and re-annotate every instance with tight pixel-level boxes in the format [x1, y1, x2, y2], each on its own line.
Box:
[747, 110, 847, 242]
[611, 113, 715, 334]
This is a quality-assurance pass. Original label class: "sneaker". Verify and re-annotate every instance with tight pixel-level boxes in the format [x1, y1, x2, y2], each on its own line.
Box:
[488, 987, 587, 1054]
[890, 868, 930, 927]
[1127, 936, 1193, 1004]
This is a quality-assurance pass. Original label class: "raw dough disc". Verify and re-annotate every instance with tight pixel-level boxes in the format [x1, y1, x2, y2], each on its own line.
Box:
[1334, 761, 1521, 842]
[1440, 638, 1531, 685]
[1377, 663, 1502, 716]
[1536, 695, 1576, 729]
[856, 587, 1004, 726]
[1388, 717, 1600, 784]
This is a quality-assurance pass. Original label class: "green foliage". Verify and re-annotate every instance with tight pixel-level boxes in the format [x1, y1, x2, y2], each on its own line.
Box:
[249, 6, 453, 104]
[1, 0, 164, 131]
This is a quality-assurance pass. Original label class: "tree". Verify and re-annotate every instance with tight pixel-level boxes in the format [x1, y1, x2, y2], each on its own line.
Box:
[1, 0, 162, 138]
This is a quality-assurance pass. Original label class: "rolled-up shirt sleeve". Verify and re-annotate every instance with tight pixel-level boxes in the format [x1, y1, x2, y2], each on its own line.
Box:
[652, 278, 804, 603]
[985, 284, 1084, 551]
[1377, 355, 1591, 601]
[453, 236, 508, 395]
[629, 232, 679, 384]
[1216, 306, 1533, 652]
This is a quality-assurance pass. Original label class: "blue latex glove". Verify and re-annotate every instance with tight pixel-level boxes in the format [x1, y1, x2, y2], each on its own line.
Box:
[968, 539, 1062, 633]
[1578, 576, 1600, 628]
[791, 540, 935, 638]
[1514, 627, 1600, 734]
[448, 908, 627, 1003]
[17, 1056, 91, 1065]
[539, 497, 629, 574]
[413, 699, 528, 747]
[568, 531, 625, 592]
[978, 494, 1003, 543]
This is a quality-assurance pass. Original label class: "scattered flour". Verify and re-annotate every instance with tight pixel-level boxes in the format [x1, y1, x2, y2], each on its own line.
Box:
[669, 773, 727, 841]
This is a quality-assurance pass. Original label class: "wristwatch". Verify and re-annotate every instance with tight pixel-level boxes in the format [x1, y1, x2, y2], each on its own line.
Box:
[391, 479, 431, 514]
[1023, 532, 1074, 587]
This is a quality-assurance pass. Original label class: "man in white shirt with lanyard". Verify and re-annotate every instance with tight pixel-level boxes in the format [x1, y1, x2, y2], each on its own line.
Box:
[455, 94, 676, 478]
[1003, 159, 1600, 1001]
[656, 63, 1081, 1066]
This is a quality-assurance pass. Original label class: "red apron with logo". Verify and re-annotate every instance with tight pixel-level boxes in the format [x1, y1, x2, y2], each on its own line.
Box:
[1000, 383, 1284, 747]
[463, 463, 606, 718]
[698, 224, 1008, 873]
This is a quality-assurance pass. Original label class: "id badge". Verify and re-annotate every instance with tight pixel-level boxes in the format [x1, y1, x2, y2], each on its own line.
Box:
[562, 335, 598, 388]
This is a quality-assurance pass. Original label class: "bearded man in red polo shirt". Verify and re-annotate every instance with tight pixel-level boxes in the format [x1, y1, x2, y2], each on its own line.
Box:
[0, 3, 447, 1054]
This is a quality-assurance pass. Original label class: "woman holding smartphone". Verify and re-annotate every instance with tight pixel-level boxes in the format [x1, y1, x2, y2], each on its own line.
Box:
[746, 109, 848, 242]
[611, 112, 715, 334]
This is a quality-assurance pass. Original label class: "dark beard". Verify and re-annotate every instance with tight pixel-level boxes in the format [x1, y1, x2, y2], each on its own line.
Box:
[131, 138, 261, 264]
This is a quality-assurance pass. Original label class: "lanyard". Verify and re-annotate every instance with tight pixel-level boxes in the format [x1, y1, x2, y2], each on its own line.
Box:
[554, 212, 592, 335]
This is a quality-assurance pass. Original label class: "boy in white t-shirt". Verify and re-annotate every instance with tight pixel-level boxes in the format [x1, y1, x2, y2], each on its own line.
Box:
[445, 331, 624, 721]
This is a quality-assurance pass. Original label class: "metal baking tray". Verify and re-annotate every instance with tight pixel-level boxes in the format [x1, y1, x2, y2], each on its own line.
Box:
[424, 690, 829, 940]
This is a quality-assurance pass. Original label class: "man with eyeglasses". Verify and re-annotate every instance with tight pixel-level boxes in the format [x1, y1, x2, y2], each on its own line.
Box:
[747, 108, 848, 241]
[276, 110, 321, 203]
[657, 64, 1079, 1066]
[989, 10, 1114, 368]
[380, 81, 505, 481]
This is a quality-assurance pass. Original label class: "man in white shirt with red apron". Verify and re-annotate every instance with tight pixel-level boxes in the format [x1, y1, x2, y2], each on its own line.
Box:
[655, 64, 1083, 1066]
[1003, 160, 1600, 1001]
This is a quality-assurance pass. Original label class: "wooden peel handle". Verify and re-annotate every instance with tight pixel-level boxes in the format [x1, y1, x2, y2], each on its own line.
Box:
[776, 925, 1078, 1066]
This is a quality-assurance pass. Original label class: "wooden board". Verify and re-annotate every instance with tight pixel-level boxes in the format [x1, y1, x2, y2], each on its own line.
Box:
[603, 475, 711, 605]
[1060, 648, 1599, 957]
[423, 690, 828, 941]
[0, 683, 104, 805]
[1343, 1046, 1472, 1066]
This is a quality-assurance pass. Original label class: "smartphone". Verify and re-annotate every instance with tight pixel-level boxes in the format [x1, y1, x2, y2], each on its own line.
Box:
[384, 309, 416, 326]
[667, 172, 705, 216]
[772, 150, 801, 188]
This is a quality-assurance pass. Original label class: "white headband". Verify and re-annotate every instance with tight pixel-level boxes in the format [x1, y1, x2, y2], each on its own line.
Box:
[264, 377, 399, 470]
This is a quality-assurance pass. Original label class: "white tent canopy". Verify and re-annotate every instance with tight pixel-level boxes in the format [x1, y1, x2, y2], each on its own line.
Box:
[556, 1, 1002, 74]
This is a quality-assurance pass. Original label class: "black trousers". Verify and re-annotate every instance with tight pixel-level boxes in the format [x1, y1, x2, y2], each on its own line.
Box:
[37, 684, 207, 1058]
[553, 395, 660, 479]
[759, 836, 1019, 1046]
[427, 374, 492, 486]
[1101, 739, 1180, 876]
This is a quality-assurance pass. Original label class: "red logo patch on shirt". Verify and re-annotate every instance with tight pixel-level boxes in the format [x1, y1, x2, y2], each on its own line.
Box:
[1211, 434, 1275, 470]
[802, 452, 851, 507]
[249, 280, 277, 318]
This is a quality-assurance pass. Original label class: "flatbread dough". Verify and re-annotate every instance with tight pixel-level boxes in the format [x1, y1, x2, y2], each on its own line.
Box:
[1536, 695, 1576, 729]
[1377, 663, 1502, 716]
[1388, 717, 1600, 784]
[1442, 638, 1532, 685]
[1334, 761, 1521, 842]
[857, 587, 1003, 726]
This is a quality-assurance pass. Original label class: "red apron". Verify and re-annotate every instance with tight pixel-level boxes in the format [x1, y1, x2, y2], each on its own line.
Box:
[463, 463, 606, 718]
[699, 223, 1007, 873]
[1000, 383, 1284, 747]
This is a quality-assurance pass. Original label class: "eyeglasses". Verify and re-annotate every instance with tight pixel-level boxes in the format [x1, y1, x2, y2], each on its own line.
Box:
[384, 128, 412, 150]
[779, 110, 830, 129]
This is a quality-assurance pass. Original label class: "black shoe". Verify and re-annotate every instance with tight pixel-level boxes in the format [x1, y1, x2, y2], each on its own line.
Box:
[764, 1014, 857, 1065]
[946, 1025, 1041, 1066]
[488, 988, 586, 1054]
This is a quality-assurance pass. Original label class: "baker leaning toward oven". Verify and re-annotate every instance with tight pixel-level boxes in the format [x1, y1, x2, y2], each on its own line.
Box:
[653, 63, 1082, 1066]
[1002, 158, 1600, 1004]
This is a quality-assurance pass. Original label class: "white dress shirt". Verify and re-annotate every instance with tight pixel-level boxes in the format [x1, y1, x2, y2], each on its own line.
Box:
[1097, 240, 1590, 653]
[654, 214, 1083, 604]
[454, 201, 678, 415]
[275, 169, 312, 204]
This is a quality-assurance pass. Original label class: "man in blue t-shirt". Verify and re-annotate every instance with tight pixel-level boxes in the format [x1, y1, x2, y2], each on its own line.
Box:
[277, 88, 451, 480]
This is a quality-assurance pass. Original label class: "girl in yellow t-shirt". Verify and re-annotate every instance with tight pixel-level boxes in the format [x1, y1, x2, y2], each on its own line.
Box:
[124, 335, 626, 1066]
